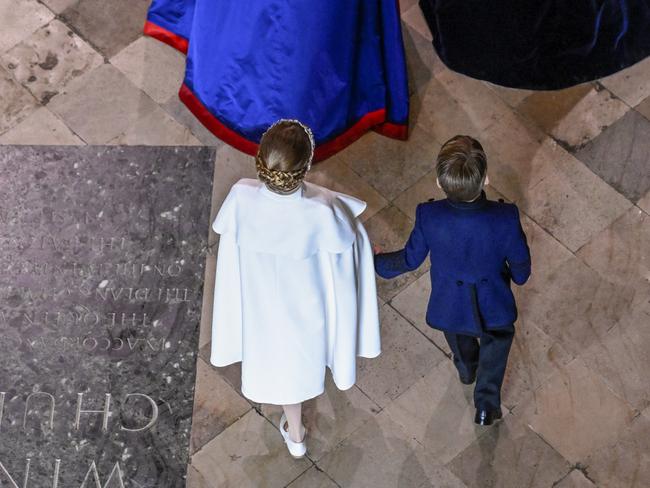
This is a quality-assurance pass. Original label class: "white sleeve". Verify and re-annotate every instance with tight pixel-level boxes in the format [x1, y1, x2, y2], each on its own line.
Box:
[353, 220, 381, 359]
[210, 234, 243, 367]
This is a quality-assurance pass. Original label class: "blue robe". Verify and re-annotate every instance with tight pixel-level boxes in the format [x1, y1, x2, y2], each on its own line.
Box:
[144, 0, 409, 160]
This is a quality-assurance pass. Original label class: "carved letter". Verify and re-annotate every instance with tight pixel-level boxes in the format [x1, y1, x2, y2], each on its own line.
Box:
[0, 391, 5, 432]
[74, 393, 111, 432]
[52, 459, 61, 488]
[120, 393, 159, 432]
[0, 458, 30, 488]
[79, 461, 125, 488]
[23, 392, 55, 430]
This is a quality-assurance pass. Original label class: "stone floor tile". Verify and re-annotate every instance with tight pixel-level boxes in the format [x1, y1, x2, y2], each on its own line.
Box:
[61, 0, 151, 58]
[515, 358, 636, 464]
[447, 414, 571, 488]
[635, 93, 650, 121]
[356, 304, 447, 408]
[306, 157, 389, 222]
[110, 36, 186, 104]
[0, 66, 39, 135]
[41, 0, 77, 13]
[519, 140, 632, 251]
[575, 109, 650, 203]
[383, 359, 490, 464]
[211, 144, 257, 214]
[501, 320, 573, 410]
[48, 64, 158, 143]
[186, 465, 210, 488]
[582, 413, 650, 488]
[108, 105, 202, 145]
[162, 95, 224, 146]
[402, 25, 443, 96]
[600, 56, 650, 107]
[190, 410, 312, 488]
[340, 127, 437, 201]
[479, 111, 547, 203]
[577, 206, 650, 288]
[399, 0, 419, 13]
[0, 106, 83, 144]
[318, 412, 468, 488]
[638, 188, 650, 215]
[580, 309, 650, 411]
[554, 470, 597, 488]
[0, 0, 54, 53]
[190, 358, 251, 454]
[402, 4, 432, 41]
[364, 205, 429, 301]
[286, 466, 338, 488]
[0, 20, 102, 105]
[518, 84, 629, 149]
[485, 82, 536, 108]
[261, 377, 380, 461]
[199, 253, 215, 350]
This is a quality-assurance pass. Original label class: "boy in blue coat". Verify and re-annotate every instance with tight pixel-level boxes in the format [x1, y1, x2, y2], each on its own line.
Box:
[375, 135, 531, 425]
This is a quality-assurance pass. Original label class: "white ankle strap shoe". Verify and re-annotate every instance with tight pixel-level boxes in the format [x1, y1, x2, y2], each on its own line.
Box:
[279, 413, 307, 459]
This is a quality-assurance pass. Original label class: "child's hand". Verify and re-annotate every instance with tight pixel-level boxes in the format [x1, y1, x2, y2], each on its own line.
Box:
[372, 244, 382, 255]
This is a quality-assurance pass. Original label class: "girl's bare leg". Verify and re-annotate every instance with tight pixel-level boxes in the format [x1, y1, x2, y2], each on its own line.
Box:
[282, 403, 305, 442]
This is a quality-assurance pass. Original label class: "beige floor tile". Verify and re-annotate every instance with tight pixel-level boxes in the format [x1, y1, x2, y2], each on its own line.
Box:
[0, 20, 102, 104]
[110, 36, 186, 104]
[402, 4, 432, 41]
[554, 470, 597, 488]
[186, 465, 210, 488]
[638, 188, 650, 214]
[600, 56, 650, 107]
[577, 206, 650, 287]
[582, 413, 650, 488]
[402, 25, 443, 96]
[199, 253, 215, 350]
[479, 111, 548, 203]
[389, 272, 451, 356]
[518, 141, 632, 251]
[0, 106, 82, 144]
[286, 466, 338, 488]
[190, 358, 251, 454]
[365, 205, 429, 301]
[383, 359, 489, 464]
[318, 412, 468, 488]
[501, 320, 573, 409]
[48, 64, 158, 143]
[0, 66, 39, 135]
[0, 0, 54, 53]
[516, 358, 636, 464]
[635, 93, 650, 121]
[190, 410, 312, 488]
[447, 414, 571, 488]
[485, 83, 536, 108]
[210, 144, 257, 215]
[162, 94, 224, 146]
[108, 105, 201, 145]
[356, 304, 447, 408]
[518, 84, 629, 148]
[41, 0, 77, 13]
[580, 309, 650, 411]
[339, 128, 438, 201]
[399, 0, 419, 13]
[306, 157, 389, 223]
[261, 377, 380, 461]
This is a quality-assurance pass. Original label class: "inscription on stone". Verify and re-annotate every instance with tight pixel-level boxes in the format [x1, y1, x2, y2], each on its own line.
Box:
[0, 146, 215, 487]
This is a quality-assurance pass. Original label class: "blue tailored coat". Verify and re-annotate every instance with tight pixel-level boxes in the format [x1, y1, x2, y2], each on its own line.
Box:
[375, 193, 531, 336]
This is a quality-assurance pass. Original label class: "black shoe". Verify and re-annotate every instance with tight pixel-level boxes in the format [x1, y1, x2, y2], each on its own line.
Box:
[459, 372, 476, 385]
[474, 408, 503, 426]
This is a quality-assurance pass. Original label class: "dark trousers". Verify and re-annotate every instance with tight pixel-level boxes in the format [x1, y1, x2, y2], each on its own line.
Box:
[444, 326, 514, 410]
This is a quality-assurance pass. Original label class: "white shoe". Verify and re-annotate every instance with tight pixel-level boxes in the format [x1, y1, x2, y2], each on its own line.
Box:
[279, 413, 307, 459]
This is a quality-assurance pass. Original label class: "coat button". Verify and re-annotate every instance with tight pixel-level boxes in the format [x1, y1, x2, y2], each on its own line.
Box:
[456, 280, 463, 286]
[498, 198, 505, 203]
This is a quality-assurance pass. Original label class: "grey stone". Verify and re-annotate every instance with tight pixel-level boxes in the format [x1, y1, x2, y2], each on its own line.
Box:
[0, 145, 214, 487]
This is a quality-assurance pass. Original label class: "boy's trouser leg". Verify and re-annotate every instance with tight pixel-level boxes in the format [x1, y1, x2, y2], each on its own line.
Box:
[444, 332, 479, 381]
[474, 326, 515, 410]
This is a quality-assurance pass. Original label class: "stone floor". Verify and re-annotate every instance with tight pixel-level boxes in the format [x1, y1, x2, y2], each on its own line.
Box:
[2, 1, 650, 487]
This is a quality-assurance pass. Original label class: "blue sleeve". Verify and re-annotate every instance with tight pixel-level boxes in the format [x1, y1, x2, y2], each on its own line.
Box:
[375, 204, 429, 279]
[506, 206, 531, 285]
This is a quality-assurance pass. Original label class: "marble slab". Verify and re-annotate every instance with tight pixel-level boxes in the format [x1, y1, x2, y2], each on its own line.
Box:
[0, 0, 54, 54]
[575, 109, 650, 203]
[0, 107, 83, 145]
[600, 56, 650, 107]
[0, 146, 214, 487]
[0, 65, 39, 135]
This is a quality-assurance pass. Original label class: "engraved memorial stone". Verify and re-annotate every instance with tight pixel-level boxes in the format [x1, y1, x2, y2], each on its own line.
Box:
[0, 146, 215, 487]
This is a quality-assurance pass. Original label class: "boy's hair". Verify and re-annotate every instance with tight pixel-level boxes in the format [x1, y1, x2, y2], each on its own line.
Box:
[436, 135, 487, 202]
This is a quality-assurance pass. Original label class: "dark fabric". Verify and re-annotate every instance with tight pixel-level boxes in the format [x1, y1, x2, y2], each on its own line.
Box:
[419, 0, 650, 90]
[374, 192, 531, 335]
[445, 327, 515, 410]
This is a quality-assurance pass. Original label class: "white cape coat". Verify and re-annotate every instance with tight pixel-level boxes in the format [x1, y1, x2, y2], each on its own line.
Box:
[210, 179, 381, 404]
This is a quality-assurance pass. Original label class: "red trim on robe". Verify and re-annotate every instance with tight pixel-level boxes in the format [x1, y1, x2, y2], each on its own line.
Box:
[180, 83, 408, 162]
[143, 20, 189, 54]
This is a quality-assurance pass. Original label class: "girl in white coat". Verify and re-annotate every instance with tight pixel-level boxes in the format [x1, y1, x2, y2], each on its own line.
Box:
[210, 120, 381, 458]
